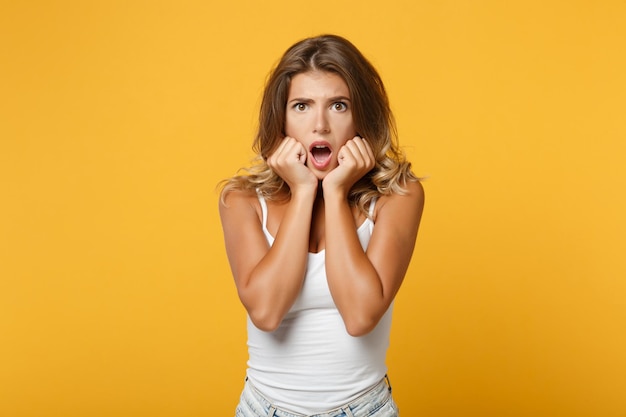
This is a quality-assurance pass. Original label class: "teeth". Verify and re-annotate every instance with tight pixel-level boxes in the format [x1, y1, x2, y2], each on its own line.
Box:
[311, 145, 332, 164]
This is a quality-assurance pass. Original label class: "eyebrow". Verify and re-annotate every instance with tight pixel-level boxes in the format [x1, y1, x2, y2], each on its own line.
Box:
[287, 96, 351, 104]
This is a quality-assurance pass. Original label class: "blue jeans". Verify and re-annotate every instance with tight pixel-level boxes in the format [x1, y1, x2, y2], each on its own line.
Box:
[235, 376, 399, 417]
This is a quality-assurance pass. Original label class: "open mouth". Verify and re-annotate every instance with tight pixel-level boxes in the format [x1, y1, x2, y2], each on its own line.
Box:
[310, 145, 332, 165]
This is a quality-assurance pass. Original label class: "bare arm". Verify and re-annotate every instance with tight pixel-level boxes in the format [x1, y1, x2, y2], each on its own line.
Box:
[322, 137, 425, 336]
[324, 181, 424, 336]
[219, 137, 318, 331]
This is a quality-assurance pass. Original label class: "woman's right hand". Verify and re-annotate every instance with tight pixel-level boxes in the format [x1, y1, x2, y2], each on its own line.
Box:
[267, 136, 318, 193]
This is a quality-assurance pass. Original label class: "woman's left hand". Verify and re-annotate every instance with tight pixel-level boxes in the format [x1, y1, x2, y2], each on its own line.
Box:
[322, 136, 375, 196]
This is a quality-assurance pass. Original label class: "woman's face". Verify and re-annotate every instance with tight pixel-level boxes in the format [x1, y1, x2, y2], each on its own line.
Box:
[284, 70, 357, 177]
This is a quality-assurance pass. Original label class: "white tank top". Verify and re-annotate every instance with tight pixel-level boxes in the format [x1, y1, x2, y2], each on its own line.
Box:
[246, 195, 393, 414]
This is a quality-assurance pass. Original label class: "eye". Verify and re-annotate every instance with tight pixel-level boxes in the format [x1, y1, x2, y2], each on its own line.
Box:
[332, 102, 348, 112]
[293, 103, 308, 112]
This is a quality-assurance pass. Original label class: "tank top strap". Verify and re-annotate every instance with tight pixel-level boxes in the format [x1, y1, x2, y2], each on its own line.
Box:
[368, 197, 377, 218]
[364, 197, 377, 236]
[257, 192, 275, 245]
[257, 192, 269, 229]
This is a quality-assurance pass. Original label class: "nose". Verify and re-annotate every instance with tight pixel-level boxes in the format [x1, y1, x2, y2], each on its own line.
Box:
[313, 108, 330, 134]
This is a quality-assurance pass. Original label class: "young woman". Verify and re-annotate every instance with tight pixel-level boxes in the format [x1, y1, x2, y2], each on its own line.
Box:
[219, 34, 424, 417]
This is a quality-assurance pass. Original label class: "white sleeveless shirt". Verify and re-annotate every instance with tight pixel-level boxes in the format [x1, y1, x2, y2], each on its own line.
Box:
[246, 195, 393, 414]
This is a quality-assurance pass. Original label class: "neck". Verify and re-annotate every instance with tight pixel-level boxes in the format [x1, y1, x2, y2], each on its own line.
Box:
[316, 180, 324, 199]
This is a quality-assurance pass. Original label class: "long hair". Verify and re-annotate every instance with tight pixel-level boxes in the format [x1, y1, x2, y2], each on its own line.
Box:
[220, 34, 417, 216]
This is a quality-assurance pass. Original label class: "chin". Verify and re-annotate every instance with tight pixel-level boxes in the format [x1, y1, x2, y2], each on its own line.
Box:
[310, 165, 336, 180]
[313, 172, 327, 181]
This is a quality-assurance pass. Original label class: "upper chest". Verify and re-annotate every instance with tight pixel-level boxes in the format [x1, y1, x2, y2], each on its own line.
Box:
[260, 199, 366, 252]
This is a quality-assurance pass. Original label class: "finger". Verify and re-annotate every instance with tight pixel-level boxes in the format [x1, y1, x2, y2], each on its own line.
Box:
[349, 137, 375, 168]
[276, 137, 299, 161]
[268, 137, 289, 163]
[276, 137, 307, 167]
[359, 137, 375, 165]
[354, 136, 373, 159]
[348, 139, 369, 161]
[348, 137, 367, 159]
[294, 141, 307, 164]
[281, 138, 305, 162]
[337, 143, 356, 165]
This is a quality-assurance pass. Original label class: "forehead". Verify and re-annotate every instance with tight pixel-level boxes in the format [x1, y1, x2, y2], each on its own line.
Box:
[288, 71, 350, 98]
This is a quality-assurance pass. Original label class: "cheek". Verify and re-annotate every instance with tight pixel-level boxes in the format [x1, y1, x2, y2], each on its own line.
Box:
[333, 117, 357, 137]
[284, 115, 304, 137]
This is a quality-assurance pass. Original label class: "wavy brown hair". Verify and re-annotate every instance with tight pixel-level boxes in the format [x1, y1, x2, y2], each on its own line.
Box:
[220, 34, 417, 216]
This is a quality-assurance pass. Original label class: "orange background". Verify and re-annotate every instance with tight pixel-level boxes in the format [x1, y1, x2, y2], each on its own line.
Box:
[1, 1, 625, 416]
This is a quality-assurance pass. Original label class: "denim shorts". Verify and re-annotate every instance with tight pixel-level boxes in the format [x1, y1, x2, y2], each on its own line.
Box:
[235, 375, 399, 417]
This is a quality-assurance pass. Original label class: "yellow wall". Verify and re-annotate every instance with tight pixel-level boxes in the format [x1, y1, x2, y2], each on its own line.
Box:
[2, 1, 625, 416]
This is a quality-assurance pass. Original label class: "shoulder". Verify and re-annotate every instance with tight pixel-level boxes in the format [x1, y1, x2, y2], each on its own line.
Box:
[374, 180, 424, 221]
[220, 187, 257, 205]
[219, 188, 261, 218]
